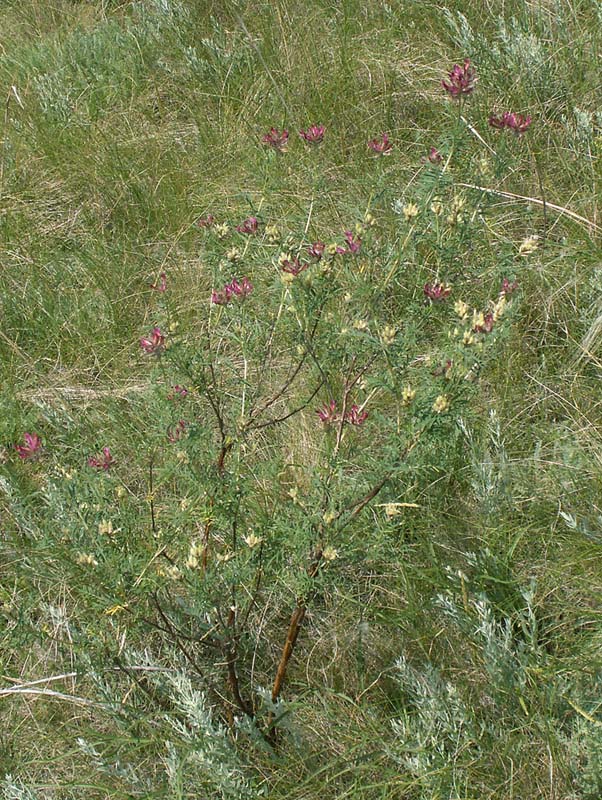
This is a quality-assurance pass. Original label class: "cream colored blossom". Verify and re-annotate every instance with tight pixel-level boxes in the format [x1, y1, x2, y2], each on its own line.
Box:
[364, 212, 376, 227]
[433, 394, 450, 414]
[265, 224, 280, 243]
[454, 300, 469, 320]
[165, 564, 182, 580]
[76, 553, 98, 567]
[493, 296, 507, 321]
[380, 325, 397, 346]
[215, 223, 229, 239]
[472, 310, 485, 330]
[353, 319, 369, 331]
[519, 235, 539, 256]
[226, 247, 241, 262]
[186, 541, 203, 569]
[98, 520, 114, 536]
[430, 199, 444, 216]
[478, 155, 492, 177]
[403, 202, 419, 221]
[322, 546, 338, 561]
[463, 330, 476, 346]
[323, 510, 337, 525]
[446, 195, 466, 225]
[402, 386, 416, 405]
[244, 533, 263, 549]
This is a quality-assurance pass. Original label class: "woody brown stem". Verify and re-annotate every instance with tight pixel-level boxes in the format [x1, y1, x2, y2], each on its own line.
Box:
[271, 550, 323, 706]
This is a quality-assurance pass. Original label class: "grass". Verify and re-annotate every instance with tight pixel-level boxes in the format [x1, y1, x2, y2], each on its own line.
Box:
[2, 0, 602, 798]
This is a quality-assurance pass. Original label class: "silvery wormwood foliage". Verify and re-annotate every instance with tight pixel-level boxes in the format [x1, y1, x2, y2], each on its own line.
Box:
[436, 566, 542, 697]
[1, 777, 39, 800]
[162, 671, 255, 799]
[390, 655, 479, 795]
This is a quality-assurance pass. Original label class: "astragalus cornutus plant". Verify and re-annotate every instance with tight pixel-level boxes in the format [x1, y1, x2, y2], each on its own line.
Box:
[7, 170, 521, 750]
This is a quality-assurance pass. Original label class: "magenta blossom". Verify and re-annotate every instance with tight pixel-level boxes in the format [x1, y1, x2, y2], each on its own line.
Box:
[15, 432, 42, 460]
[307, 242, 326, 260]
[343, 230, 361, 254]
[345, 404, 368, 426]
[167, 420, 188, 443]
[299, 125, 325, 144]
[489, 112, 532, 135]
[228, 277, 253, 297]
[262, 128, 289, 151]
[427, 146, 443, 164]
[195, 214, 215, 228]
[368, 133, 393, 155]
[140, 326, 166, 354]
[236, 217, 259, 235]
[316, 400, 338, 424]
[442, 58, 476, 98]
[500, 277, 518, 297]
[281, 257, 309, 276]
[140, 326, 166, 355]
[211, 277, 253, 305]
[168, 385, 188, 400]
[88, 446, 114, 471]
[424, 282, 451, 302]
[473, 312, 495, 334]
[150, 272, 167, 292]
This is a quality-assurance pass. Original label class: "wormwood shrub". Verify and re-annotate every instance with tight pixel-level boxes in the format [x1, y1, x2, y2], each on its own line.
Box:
[2, 57, 546, 794]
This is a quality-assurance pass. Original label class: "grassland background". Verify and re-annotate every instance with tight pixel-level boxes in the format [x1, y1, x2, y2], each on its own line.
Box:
[2, 0, 602, 798]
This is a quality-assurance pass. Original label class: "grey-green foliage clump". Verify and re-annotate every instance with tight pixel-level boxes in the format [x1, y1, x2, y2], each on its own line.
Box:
[568, 716, 602, 800]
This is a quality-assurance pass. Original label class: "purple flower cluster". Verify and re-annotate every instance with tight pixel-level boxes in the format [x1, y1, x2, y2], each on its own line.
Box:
[299, 125, 325, 144]
[236, 217, 259, 235]
[316, 401, 368, 427]
[15, 432, 42, 460]
[424, 282, 451, 302]
[211, 277, 253, 305]
[489, 112, 532, 135]
[140, 326, 166, 355]
[442, 58, 477, 98]
[88, 446, 114, 471]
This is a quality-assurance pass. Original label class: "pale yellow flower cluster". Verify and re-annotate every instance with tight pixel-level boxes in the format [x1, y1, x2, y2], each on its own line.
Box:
[380, 324, 397, 346]
[446, 195, 466, 225]
[265, 224, 280, 243]
[402, 386, 416, 405]
[244, 533, 263, 549]
[432, 394, 450, 414]
[186, 540, 204, 569]
[519, 235, 539, 256]
[76, 553, 98, 567]
[403, 202, 419, 221]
